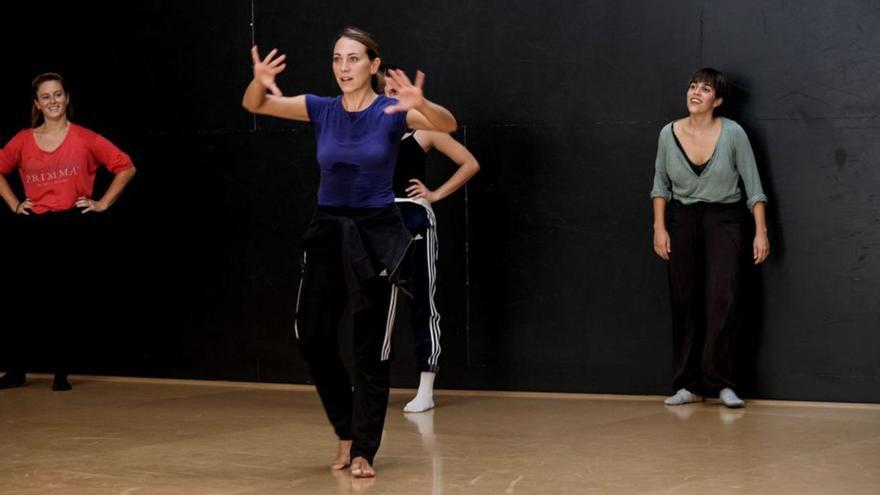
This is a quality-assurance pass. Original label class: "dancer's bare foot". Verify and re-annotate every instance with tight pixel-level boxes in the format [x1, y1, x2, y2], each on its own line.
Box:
[350, 456, 375, 478]
[331, 440, 352, 470]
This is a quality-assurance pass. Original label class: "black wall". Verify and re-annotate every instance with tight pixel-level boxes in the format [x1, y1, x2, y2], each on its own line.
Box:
[1, 0, 877, 402]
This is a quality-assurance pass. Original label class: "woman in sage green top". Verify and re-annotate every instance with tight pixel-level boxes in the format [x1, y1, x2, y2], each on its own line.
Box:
[650, 68, 770, 408]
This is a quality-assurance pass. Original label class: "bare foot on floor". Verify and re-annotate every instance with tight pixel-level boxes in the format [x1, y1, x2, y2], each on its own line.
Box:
[331, 440, 352, 470]
[350, 456, 375, 478]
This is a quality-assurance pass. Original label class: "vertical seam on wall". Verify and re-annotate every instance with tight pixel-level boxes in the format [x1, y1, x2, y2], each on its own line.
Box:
[463, 124, 472, 367]
[699, 4, 704, 65]
[250, 0, 257, 132]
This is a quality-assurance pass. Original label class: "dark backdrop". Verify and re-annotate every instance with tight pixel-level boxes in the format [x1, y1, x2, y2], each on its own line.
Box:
[1, 0, 877, 402]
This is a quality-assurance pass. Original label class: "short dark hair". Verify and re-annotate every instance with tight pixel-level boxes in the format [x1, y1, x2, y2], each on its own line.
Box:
[688, 67, 729, 103]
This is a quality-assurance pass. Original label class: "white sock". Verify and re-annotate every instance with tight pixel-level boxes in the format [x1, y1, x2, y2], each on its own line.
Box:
[404, 372, 436, 412]
[720, 387, 745, 408]
[664, 388, 702, 406]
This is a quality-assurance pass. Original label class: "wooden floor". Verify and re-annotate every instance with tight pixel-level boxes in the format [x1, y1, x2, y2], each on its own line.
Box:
[1, 375, 878, 494]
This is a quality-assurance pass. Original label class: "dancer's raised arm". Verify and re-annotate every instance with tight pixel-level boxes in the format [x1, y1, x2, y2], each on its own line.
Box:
[383, 69, 456, 133]
[242, 46, 308, 121]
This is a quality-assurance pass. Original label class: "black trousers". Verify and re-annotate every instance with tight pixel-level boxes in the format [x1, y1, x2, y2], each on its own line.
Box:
[294, 206, 409, 465]
[667, 200, 747, 394]
[2, 209, 94, 378]
[397, 201, 441, 373]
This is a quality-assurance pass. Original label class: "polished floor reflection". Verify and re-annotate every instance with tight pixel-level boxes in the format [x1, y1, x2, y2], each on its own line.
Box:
[1, 375, 878, 494]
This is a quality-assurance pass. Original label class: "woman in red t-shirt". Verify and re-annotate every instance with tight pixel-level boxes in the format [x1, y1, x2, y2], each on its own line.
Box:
[0, 73, 136, 391]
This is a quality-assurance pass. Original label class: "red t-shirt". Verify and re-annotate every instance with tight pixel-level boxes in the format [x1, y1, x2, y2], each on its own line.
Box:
[0, 124, 133, 213]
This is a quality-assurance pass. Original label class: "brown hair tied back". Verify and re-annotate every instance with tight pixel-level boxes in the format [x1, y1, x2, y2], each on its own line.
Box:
[31, 72, 72, 128]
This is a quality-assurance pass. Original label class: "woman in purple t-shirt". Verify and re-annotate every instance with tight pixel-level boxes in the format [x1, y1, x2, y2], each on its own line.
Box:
[242, 26, 456, 478]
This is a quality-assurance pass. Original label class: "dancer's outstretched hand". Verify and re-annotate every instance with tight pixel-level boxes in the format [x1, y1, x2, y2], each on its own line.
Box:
[384, 69, 425, 114]
[251, 46, 286, 96]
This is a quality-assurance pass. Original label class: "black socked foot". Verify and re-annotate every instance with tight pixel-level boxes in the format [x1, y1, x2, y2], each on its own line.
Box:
[52, 375, 72, 392]
[0, 373, 26, 389]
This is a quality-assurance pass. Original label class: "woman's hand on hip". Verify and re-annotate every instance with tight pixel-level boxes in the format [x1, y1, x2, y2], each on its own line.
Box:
[405, 179, 438, 203]
[14, 199, 32, 215]
[76, 197, 107, 214]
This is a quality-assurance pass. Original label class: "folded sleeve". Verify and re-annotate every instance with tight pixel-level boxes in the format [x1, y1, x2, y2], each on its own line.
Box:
[650, 129, 672, 201]
[732, 125, 768, 210]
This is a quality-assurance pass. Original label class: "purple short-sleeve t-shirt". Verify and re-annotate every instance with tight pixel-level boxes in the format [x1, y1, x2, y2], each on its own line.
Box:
[306, 94, 408, 208]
